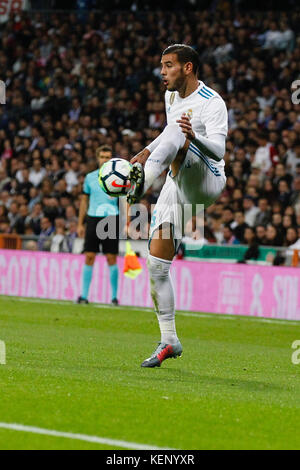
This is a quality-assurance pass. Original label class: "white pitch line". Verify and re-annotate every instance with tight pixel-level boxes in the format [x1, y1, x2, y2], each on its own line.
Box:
[177, 312, 228, 320]
[258, 318, 300, 326]
[178, 311, 300, 326]
[1, 295, 300, 325]
[0, 422, 171, 450]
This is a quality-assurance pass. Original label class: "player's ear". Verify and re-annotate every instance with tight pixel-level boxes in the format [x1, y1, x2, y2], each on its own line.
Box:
[184, 62, 193, 75]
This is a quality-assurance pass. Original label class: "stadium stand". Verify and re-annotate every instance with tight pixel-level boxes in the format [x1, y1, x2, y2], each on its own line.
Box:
[0, 1, 299, 262]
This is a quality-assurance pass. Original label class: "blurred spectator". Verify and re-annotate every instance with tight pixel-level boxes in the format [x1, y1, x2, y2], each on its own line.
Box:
[255, 225, 268, 245]
[13, 204, 29, 235]
[286, 140, 300, 175]
[25, 240, 38, 251]
[29, 159, 47, 187]
[233, 210, 249, 243]
[221, 224, 240, 245]
[50, 216, 78, 253]
[0, 219, 10, 234]
[8, 201, 19, 229]
[285, 227, 299, 247]
[1, 139, 13, 161]
[50, 219, 66, 252]
[290, 177, 300, 207]
[209, 214, 223, 243]
[37, 216, 54, 251]
[272, 212, 283, 234]
[0, 168, 11, 192]
[238, 227, 260, 263]
[0, 204, 8, 224]
[277, 179, 291, 208]
[64, 160, 79, 193]
[16, 169, 33, 200]
[43, 197, 61, 223]
[253, 132, 278, 174]
[64, 219, 78, 252]
[265, 224, 284, 247]
[254, 198, 272, 226]
[25, 202, 43, 235]
[273, 163, 293, 186]
[222, 206, 235, 229]
[243, 196, 260, 227]
[261, 179, 277, 204]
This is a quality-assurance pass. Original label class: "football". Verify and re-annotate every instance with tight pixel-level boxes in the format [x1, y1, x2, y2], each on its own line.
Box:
[98, 158, 132, 197]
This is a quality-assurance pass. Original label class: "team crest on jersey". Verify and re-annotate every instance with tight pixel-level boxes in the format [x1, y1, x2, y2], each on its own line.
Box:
[187, 109, 193, 119]
[170, 92, 175, 105]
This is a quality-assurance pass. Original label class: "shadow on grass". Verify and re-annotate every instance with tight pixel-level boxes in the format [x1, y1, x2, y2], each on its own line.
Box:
[137, 367, 284, 392]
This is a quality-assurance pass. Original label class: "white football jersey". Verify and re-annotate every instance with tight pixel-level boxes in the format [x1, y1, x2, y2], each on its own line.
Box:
[164, 81, 228, 170]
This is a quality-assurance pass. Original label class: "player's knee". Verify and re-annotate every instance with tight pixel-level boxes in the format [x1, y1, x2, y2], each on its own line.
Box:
[147, 254, 171, 282]
[85, 252, 96, 265]
[106, 253, 117, 265]
[149, 228, 175, 261]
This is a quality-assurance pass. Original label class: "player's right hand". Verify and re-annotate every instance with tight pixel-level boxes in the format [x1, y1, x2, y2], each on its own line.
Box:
[130, 148, 150, 166]
[77, 224, 85, 238]
[176, 113, 195, 141]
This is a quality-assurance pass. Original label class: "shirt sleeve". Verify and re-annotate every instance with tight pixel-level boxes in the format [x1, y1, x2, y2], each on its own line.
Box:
[201, 96, 228, 137]
[146, 133, 163, 153]
[192, 133, 226, 161]
[83, 175, 90, 195]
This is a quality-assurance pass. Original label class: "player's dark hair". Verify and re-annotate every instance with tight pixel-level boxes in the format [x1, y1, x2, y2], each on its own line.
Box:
[96, 145, 112, 157]
[162, 44, 200, 76]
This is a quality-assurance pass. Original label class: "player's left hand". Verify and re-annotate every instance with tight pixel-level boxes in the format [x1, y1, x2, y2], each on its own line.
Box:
[176, 113, 195, 141]
[130, 148, 150, 166]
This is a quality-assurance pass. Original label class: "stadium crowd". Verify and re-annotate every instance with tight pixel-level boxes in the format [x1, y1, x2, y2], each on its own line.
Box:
[0, 4, 299, 254]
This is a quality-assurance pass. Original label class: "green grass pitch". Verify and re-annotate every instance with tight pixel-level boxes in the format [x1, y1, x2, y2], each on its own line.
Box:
[0, 296, 300, 450]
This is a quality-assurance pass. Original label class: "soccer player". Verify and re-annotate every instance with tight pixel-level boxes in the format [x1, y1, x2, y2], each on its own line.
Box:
[77, 145, 119, 305]
[128, 44, 228, 367]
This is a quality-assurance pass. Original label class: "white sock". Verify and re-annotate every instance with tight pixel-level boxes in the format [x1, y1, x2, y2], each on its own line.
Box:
[144, 124, 185, 193]
[147, 254, 178, 345]
[158, 319, 178, 345]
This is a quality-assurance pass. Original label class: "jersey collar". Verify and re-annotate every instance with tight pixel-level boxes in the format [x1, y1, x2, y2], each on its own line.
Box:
[177, 81, 202, 101]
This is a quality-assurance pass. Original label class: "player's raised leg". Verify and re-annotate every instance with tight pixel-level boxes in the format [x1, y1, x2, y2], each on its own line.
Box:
[127, 123, 186, 204]
[141, 224, 182, 368]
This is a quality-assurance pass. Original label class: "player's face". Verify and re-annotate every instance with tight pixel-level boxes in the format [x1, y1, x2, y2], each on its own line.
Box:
[160, 53, 186, 92]
[98, 151, 112, 168]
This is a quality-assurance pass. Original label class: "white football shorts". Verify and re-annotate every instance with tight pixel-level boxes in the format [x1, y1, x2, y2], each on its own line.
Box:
[149, 143, 226, 253]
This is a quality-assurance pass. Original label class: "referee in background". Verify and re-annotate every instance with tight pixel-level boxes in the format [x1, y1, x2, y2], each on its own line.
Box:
[77, 145, 119, 305]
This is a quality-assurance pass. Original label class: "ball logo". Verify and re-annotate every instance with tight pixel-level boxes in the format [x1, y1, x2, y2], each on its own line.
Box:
[111, 180, 131, 189]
